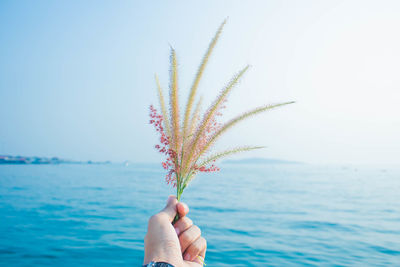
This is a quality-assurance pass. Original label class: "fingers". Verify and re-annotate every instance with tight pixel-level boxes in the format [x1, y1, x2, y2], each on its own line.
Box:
[183, 236, 207, 262]
[174, 216, 193, 236]
[177, 202, 189, 217]
[179, 224, 201, 253]
[159, 196, 189, 223]
[192, 255, 206, 266]
[160, 195, 178, 222]
[173, 207, 207, 266]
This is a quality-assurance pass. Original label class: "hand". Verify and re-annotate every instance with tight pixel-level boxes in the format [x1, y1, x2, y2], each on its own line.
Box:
[144, 196, 207, 266]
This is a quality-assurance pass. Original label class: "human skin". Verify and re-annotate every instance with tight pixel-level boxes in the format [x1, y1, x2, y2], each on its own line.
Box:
[143, 196, 207, 266]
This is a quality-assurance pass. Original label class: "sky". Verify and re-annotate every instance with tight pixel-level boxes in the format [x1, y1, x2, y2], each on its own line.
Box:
[0, 0, 399, 165]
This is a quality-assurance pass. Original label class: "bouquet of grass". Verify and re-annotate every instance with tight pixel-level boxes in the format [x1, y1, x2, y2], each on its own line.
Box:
[150, 20, 294, 209]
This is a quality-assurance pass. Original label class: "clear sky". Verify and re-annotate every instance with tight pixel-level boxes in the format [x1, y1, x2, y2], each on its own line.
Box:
[1, 0, 399, 165]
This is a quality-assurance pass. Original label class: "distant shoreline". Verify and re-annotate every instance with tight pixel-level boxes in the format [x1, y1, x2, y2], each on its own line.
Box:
[0, 155, 111, 165]
[223, 157, 303, 165]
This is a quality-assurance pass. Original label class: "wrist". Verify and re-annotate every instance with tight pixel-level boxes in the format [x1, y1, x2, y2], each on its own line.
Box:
[143, 250, 180, 266]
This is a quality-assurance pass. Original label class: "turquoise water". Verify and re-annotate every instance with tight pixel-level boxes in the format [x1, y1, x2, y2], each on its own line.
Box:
[1, 163, 399, 266]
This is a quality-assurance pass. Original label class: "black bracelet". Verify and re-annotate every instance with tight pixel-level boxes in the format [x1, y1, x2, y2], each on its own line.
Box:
[142, 261, 174, 267]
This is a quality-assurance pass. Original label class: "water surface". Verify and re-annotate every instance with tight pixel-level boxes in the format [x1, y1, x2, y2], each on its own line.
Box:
[1, 163, 399, 266]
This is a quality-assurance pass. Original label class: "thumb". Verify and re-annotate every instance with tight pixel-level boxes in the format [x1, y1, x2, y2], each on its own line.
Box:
[160, 195, 178, 222]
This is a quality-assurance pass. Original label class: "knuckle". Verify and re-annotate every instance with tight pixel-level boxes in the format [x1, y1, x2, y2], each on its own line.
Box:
[180, 229, 191, 242]
[180, 225, 202, 245]
[188, 237, 206, 255]
[187, 243, 200, 255]
[194, 241, 202, 252]
[183, 217, 193, 227]
[193, 225, 201, 235]
[180, 225, 201, 242]
[201, 236, 207, 249]
[176, 217, 193, 233]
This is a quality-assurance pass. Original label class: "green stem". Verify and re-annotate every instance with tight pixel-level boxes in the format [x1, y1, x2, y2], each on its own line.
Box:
[172, 170, 193, 225]
[173, 176, 183, 225]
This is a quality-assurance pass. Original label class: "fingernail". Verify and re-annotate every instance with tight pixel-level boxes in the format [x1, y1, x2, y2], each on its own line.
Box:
[175, 227, 180, 235]
[184, 253, 191, 261]
[167, 195, 175, 203]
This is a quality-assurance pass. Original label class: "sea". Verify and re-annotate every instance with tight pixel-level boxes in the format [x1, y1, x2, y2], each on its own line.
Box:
[0, 163, 399, 266]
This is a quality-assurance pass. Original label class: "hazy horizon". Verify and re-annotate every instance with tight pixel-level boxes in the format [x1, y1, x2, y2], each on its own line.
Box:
[1, 1, 399, 166]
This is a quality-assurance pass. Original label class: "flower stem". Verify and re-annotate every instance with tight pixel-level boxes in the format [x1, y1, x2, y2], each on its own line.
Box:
[173, 177, 183, 224]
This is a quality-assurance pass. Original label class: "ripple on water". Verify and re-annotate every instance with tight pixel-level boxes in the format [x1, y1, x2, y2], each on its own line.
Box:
[288, 220, 356, 233]
[370, 245, 400, 256]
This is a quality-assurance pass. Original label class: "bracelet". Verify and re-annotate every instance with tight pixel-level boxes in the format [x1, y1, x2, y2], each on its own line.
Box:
[142, 261, 175, 267]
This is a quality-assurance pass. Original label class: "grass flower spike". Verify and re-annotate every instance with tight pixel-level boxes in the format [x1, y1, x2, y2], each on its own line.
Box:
[149, 20, 294, 205]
